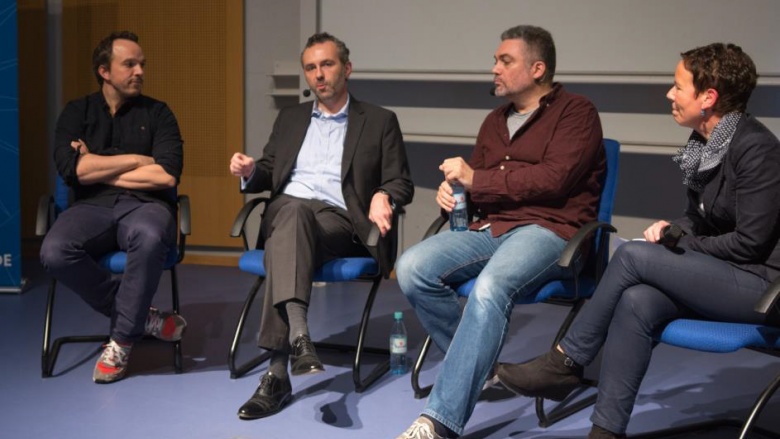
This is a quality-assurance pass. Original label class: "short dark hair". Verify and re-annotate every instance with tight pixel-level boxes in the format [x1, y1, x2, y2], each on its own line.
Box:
[301, 32, 350, 66]
[500, 25, 556, 84]
[92, 31, 139, 86]
[681, 43, 758, 114]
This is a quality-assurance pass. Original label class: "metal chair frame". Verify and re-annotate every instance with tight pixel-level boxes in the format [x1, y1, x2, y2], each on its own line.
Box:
[37, 187, 191, 378]
[227, 197, 399, 393]
[630, 278, 780, 439]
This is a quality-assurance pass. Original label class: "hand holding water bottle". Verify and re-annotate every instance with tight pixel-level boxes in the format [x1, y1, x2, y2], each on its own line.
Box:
[438, 157, 474, 190]
[437, 157, 473, 231]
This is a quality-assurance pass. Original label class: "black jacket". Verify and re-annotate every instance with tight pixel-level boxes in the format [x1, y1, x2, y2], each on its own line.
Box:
[242, 97, 414, 275]
[675, 114, 780, 282]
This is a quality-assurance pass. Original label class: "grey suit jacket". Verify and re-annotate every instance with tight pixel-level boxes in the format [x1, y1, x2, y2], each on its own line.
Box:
[243, 96, 414, 275]
[675, 114, 780, 283]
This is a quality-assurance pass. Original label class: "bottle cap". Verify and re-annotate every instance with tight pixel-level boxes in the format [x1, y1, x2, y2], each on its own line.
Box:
[394, 311, 403, 320]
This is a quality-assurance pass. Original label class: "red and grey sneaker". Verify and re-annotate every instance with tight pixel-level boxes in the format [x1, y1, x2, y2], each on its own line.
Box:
[93, 339, 132, 384]
[144, 307, 187, 342]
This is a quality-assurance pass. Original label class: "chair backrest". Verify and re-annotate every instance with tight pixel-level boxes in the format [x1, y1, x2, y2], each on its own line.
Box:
[53, 175, 70, 216]
[598, 139, 620, 225]
[583, 138, 620, 278]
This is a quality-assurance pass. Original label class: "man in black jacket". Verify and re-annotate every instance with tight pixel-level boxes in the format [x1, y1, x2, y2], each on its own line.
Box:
[229, 32, 413, 419]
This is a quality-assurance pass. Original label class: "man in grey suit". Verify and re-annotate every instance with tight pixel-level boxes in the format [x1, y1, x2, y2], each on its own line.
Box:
[229, 32, 414, 419]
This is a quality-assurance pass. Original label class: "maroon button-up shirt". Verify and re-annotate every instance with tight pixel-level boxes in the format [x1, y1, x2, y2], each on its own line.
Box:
[468, 83, 605, 241]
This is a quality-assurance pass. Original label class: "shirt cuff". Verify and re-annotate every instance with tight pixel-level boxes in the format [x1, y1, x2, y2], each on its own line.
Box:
[240, 168, 256, 191]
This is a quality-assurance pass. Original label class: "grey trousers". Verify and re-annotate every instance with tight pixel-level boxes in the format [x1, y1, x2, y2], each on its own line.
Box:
[257, 194, 368, 351]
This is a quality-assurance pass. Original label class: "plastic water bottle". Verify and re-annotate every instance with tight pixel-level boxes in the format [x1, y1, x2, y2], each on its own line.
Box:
[449, 182, 468, 231]
[389, 311, 408, 375]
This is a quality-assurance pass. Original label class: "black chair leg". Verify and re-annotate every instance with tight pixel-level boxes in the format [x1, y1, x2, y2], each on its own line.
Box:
[351, 277, 390, 392]
[169, 265, 183, 374]
[41, 278, 107, 378]
[535, 300, 599, 428]
[43, 266, 186, 378]
[228, 277, 271, 379]
[740, 371, 780, 439]
[313, 277, 390, 393]
[228, 275, 391, 392]
[411, 335, 434, 399]
[42, 278, 56, 377]
[628, 371, 780, 439]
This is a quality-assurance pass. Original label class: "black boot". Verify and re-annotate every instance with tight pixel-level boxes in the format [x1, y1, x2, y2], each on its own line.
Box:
[587, 424, 626, 439]
[496, 348, 583, 401]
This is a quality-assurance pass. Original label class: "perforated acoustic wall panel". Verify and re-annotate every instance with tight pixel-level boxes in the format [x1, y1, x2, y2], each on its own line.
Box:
[61, 0, 244, 252]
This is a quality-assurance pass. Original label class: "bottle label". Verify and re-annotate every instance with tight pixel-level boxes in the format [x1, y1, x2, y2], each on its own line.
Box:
[390, 335, 407, 354]
[450, 184, 468, 231]
[451, 186, 466, 209]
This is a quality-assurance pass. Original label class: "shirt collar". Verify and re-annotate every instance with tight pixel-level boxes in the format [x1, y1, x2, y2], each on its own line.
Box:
[311, 95, 350, 120]
[95, 91, 140, 116]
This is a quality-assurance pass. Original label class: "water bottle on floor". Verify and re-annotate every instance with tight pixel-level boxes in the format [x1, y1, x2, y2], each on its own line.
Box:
[390, 311, 408, 375]
[449, 182, 468, 231]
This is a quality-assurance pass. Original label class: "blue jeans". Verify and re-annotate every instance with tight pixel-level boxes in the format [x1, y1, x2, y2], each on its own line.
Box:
[560, 241, 768, 434]
[396, 224, 571, 435]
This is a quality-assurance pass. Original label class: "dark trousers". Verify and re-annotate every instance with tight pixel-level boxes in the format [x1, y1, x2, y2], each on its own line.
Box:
[560, 241, 769, 434]
[257, 194, 368, 351]
[40, 195, 176, 344]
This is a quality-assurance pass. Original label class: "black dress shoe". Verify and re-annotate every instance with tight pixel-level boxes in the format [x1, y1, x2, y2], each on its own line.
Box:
[237, 372, 292, 420]
[290, 334, 324, 376]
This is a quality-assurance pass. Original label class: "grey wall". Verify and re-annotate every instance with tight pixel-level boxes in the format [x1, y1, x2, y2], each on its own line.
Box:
[245, 0, 780, 251]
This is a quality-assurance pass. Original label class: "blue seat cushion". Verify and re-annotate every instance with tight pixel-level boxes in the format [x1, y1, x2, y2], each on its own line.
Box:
[238, 249, 379, 282]
[454, 276, 597, 304]
[98, 246, 179, 274]
[658, 319, 780, 353]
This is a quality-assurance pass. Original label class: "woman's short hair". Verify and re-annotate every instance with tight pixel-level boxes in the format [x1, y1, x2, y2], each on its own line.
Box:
[681, 43, 758, 114]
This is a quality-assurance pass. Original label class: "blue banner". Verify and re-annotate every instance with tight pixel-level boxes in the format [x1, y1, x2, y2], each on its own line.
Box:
[0, 0, 22, 292]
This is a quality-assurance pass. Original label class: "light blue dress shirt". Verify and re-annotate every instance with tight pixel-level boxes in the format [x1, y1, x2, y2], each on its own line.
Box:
[243, 98, 350, 210]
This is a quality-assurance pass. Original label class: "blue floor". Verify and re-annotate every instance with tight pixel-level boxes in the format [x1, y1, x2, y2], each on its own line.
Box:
[1, 261, 778, 439]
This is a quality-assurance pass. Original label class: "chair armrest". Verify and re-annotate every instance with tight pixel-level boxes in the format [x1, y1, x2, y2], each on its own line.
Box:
[755, 277, 780, 315]
[177, 195, 191, 236]
[558, 221, 617, 269]
[367, 224, 381, 247]
[423, 215, 449, 240]
[36, 195, 53, 237]
[230, 197, 269, 238]
[367, 205, 406, 248]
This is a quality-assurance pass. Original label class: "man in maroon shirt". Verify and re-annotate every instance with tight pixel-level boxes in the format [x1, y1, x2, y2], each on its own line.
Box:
[395, 25, 605, 439]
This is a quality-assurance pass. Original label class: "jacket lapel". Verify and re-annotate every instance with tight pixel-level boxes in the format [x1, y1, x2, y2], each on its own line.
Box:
[276, 104, 313, 191]
[342, 98, 365, 180]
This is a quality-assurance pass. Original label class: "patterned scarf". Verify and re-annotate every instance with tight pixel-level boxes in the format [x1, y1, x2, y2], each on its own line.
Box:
[673, 112, 742, 193]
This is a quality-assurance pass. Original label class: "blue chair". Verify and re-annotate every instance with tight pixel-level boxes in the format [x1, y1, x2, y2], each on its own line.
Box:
[410, 138, 620, 427]
[630, 278, 780, 439]
[227, 197, 399, 392]
[37, 177, 191, 377]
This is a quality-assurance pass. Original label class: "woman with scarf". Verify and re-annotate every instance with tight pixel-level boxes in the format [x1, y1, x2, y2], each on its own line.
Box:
[494, 43, 780, 439]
